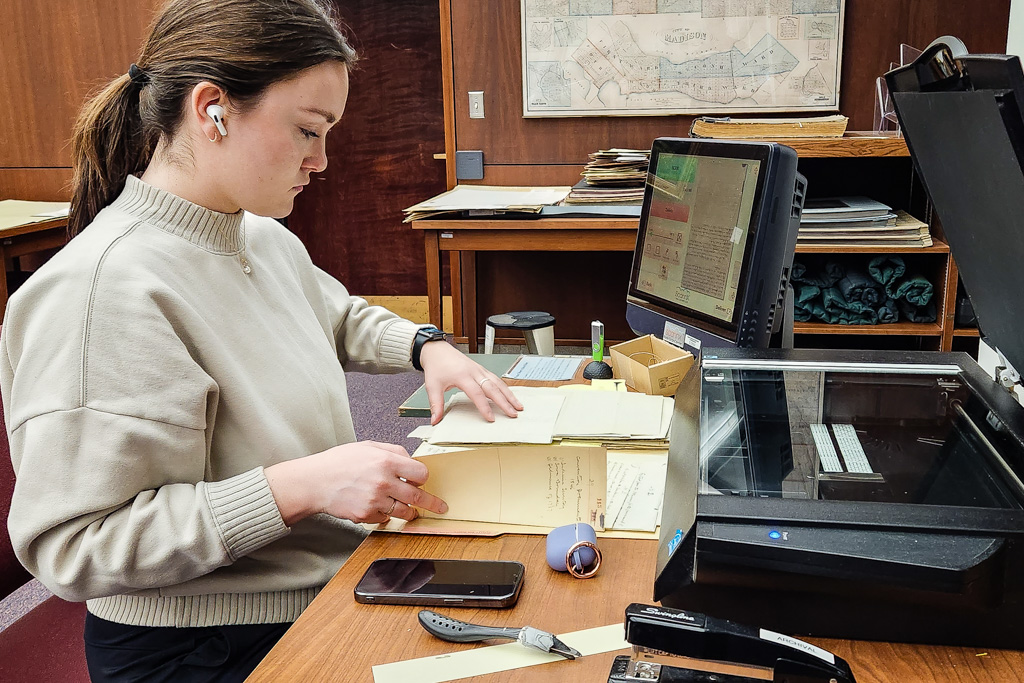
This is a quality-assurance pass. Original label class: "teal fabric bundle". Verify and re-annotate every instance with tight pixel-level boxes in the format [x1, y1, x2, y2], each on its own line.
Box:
[793, 283, 821, 322]
[821, 286, 878, 324]
[898, 299, 937, 323]
[791, 260, 845, 288]
[838, 270, 885, 306]
[868, 255, 906, 288]
[877, 298, 899, 324]
[886, 274, 934, 306]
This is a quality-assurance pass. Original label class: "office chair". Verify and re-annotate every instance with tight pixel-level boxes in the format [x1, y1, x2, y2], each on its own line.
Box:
[0, 391, 90, 682]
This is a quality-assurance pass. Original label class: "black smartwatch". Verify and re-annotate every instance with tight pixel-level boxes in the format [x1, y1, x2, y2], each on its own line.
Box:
[412, 326, 446, 371]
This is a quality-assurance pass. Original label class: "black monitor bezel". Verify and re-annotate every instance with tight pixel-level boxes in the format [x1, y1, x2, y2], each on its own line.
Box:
[627, 138, 774, 342]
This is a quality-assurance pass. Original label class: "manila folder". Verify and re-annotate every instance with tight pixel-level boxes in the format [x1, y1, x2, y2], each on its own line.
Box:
[414, 445, 607, 530]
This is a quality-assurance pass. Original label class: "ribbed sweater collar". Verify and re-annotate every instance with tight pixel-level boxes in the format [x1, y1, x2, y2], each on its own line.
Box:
[110, 175, 245, 254]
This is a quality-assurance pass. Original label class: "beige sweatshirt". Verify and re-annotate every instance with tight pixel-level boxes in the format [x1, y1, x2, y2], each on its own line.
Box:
[0, 176, 421, 627]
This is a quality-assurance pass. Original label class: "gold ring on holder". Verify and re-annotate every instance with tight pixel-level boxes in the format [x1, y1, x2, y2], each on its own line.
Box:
[565, 540, 602, 579]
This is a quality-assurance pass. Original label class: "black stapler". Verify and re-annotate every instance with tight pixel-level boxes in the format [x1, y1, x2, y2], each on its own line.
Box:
[608, 604, 856, 683]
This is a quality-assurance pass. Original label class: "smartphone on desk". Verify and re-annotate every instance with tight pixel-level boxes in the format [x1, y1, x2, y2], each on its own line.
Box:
[353, 558, 524, 608]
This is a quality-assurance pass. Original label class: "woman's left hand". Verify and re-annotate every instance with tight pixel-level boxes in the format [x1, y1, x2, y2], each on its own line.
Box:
[418, 341, 524, 425]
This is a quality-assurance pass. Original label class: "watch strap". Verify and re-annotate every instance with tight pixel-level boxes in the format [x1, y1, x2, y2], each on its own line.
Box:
[412, 326, 445, 371]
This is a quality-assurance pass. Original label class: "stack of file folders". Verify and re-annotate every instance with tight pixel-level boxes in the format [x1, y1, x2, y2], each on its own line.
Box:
[426, 386, 672, 448]
[404, 386, 673, 533]
[565, 148, 649, 204]
[798, 196, 932, 247]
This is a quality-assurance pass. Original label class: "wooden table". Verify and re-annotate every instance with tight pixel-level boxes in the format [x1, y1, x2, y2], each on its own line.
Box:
[247, 532, 1024, 682]
[0, 209, 69, 318]
[412, 216, 638, 352]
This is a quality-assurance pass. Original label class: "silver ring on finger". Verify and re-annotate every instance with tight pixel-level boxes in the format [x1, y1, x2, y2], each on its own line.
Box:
[478, 377, 492, 387]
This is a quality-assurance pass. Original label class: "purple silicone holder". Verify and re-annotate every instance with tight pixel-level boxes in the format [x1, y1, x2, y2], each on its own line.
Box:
[546, 523, 599, 575]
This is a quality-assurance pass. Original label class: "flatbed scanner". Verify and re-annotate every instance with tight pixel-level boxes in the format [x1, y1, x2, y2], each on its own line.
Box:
[655, 347, 1024, 648]
[652, 38, 1024, 650]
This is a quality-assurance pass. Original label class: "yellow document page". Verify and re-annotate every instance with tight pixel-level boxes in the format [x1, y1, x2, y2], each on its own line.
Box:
[414, 445, 606, 529]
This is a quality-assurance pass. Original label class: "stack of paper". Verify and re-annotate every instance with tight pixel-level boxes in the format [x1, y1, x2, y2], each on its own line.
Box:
[427, 386, 673, 446]
[402, 185, 571, 222]
[798, 197, 932, 248]
[401, 386, 673, 534]
[414, 444, 608, 529]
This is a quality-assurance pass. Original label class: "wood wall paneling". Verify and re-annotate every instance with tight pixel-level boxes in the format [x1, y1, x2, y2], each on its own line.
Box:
[288, 0, 448, 296]
[0, 0, 159, 169]
[0, 169, 73, 201]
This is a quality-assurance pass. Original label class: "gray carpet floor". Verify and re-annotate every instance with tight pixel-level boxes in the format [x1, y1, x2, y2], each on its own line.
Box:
[0, 368, 430, 632]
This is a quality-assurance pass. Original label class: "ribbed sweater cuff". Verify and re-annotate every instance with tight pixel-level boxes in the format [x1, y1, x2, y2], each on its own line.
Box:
[87, 587, 320, 627]
[377, 319, 421, 370]
[205, 468, 289, 561]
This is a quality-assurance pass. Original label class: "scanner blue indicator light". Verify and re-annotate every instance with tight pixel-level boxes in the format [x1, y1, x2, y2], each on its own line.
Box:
[768, 530, 782, 540]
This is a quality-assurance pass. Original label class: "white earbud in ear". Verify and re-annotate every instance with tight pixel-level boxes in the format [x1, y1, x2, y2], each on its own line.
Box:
[206, 104, 228, 137]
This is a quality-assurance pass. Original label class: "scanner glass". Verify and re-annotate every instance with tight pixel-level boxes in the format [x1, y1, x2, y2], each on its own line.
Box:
[699, 362, 1024, 509]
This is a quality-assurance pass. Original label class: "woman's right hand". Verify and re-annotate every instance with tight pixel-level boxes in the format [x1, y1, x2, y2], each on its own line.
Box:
[264, 441, 448, 527]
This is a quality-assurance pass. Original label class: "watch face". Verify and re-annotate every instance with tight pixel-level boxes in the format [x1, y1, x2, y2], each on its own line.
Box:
[421, 328, 445, 341]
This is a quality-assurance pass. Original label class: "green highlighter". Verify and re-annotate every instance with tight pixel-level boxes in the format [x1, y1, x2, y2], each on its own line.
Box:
[583, 320, 614, 380]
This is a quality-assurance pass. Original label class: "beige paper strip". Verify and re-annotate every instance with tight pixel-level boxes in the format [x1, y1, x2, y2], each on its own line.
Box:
[371, 623, 628, 683]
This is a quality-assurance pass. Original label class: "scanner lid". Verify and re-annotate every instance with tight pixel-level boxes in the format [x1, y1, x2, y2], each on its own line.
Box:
[887, 43, 1024, 381]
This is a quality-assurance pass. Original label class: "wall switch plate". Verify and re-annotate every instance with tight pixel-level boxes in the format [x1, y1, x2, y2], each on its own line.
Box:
[455, 150, 484, 180]
[468, 91, 485, 119]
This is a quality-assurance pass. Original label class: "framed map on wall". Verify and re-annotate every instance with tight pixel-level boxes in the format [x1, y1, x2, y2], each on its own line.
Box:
[521, 0, 845, 117]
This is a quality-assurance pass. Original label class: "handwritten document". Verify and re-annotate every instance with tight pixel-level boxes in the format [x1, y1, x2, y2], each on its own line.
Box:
[605, 452, 668, 532]
[414, 445, 607, 529]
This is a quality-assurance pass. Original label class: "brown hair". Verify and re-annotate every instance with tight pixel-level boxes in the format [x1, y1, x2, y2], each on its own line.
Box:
[69, 0, 356, 236]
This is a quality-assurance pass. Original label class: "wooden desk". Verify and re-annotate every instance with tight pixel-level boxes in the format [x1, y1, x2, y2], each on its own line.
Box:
[0, 216, 68, 318]
[247, 532, 1024, 682]
[412, 216, 638, 352]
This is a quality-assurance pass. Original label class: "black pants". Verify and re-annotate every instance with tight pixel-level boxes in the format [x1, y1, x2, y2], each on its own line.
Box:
[84, 613, 291, 683]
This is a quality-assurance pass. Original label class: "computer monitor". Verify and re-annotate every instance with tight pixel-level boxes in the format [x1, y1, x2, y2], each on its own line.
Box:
[626, 138, 806, 353]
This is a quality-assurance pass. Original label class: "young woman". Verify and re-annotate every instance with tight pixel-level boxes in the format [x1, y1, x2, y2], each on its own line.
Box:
[0, 0, 520, 680]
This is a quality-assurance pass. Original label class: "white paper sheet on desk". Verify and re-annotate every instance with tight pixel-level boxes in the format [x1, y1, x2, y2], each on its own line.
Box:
[428, 389, 564, 444]
[414, 445, 606, 528]
[605, 452, 668, 532]
[404, 185, 572, 212]
[371, 623, 628, 683]
[553, 391, 668, 439]
[503, 355, 584, 381]
[0, 200, 71, 231]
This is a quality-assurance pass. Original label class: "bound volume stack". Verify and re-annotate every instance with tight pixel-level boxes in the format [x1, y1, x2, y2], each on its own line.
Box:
[798, 196, 932, 248]
[565, 148, 649, 205]
[689, 114, 848, 139]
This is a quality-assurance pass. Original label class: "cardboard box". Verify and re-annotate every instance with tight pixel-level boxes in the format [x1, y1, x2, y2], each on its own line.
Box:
[609, 335, 694, 396]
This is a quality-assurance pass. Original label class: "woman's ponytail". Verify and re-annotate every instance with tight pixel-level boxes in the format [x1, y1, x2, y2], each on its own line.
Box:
[69, 73, 151, 236]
